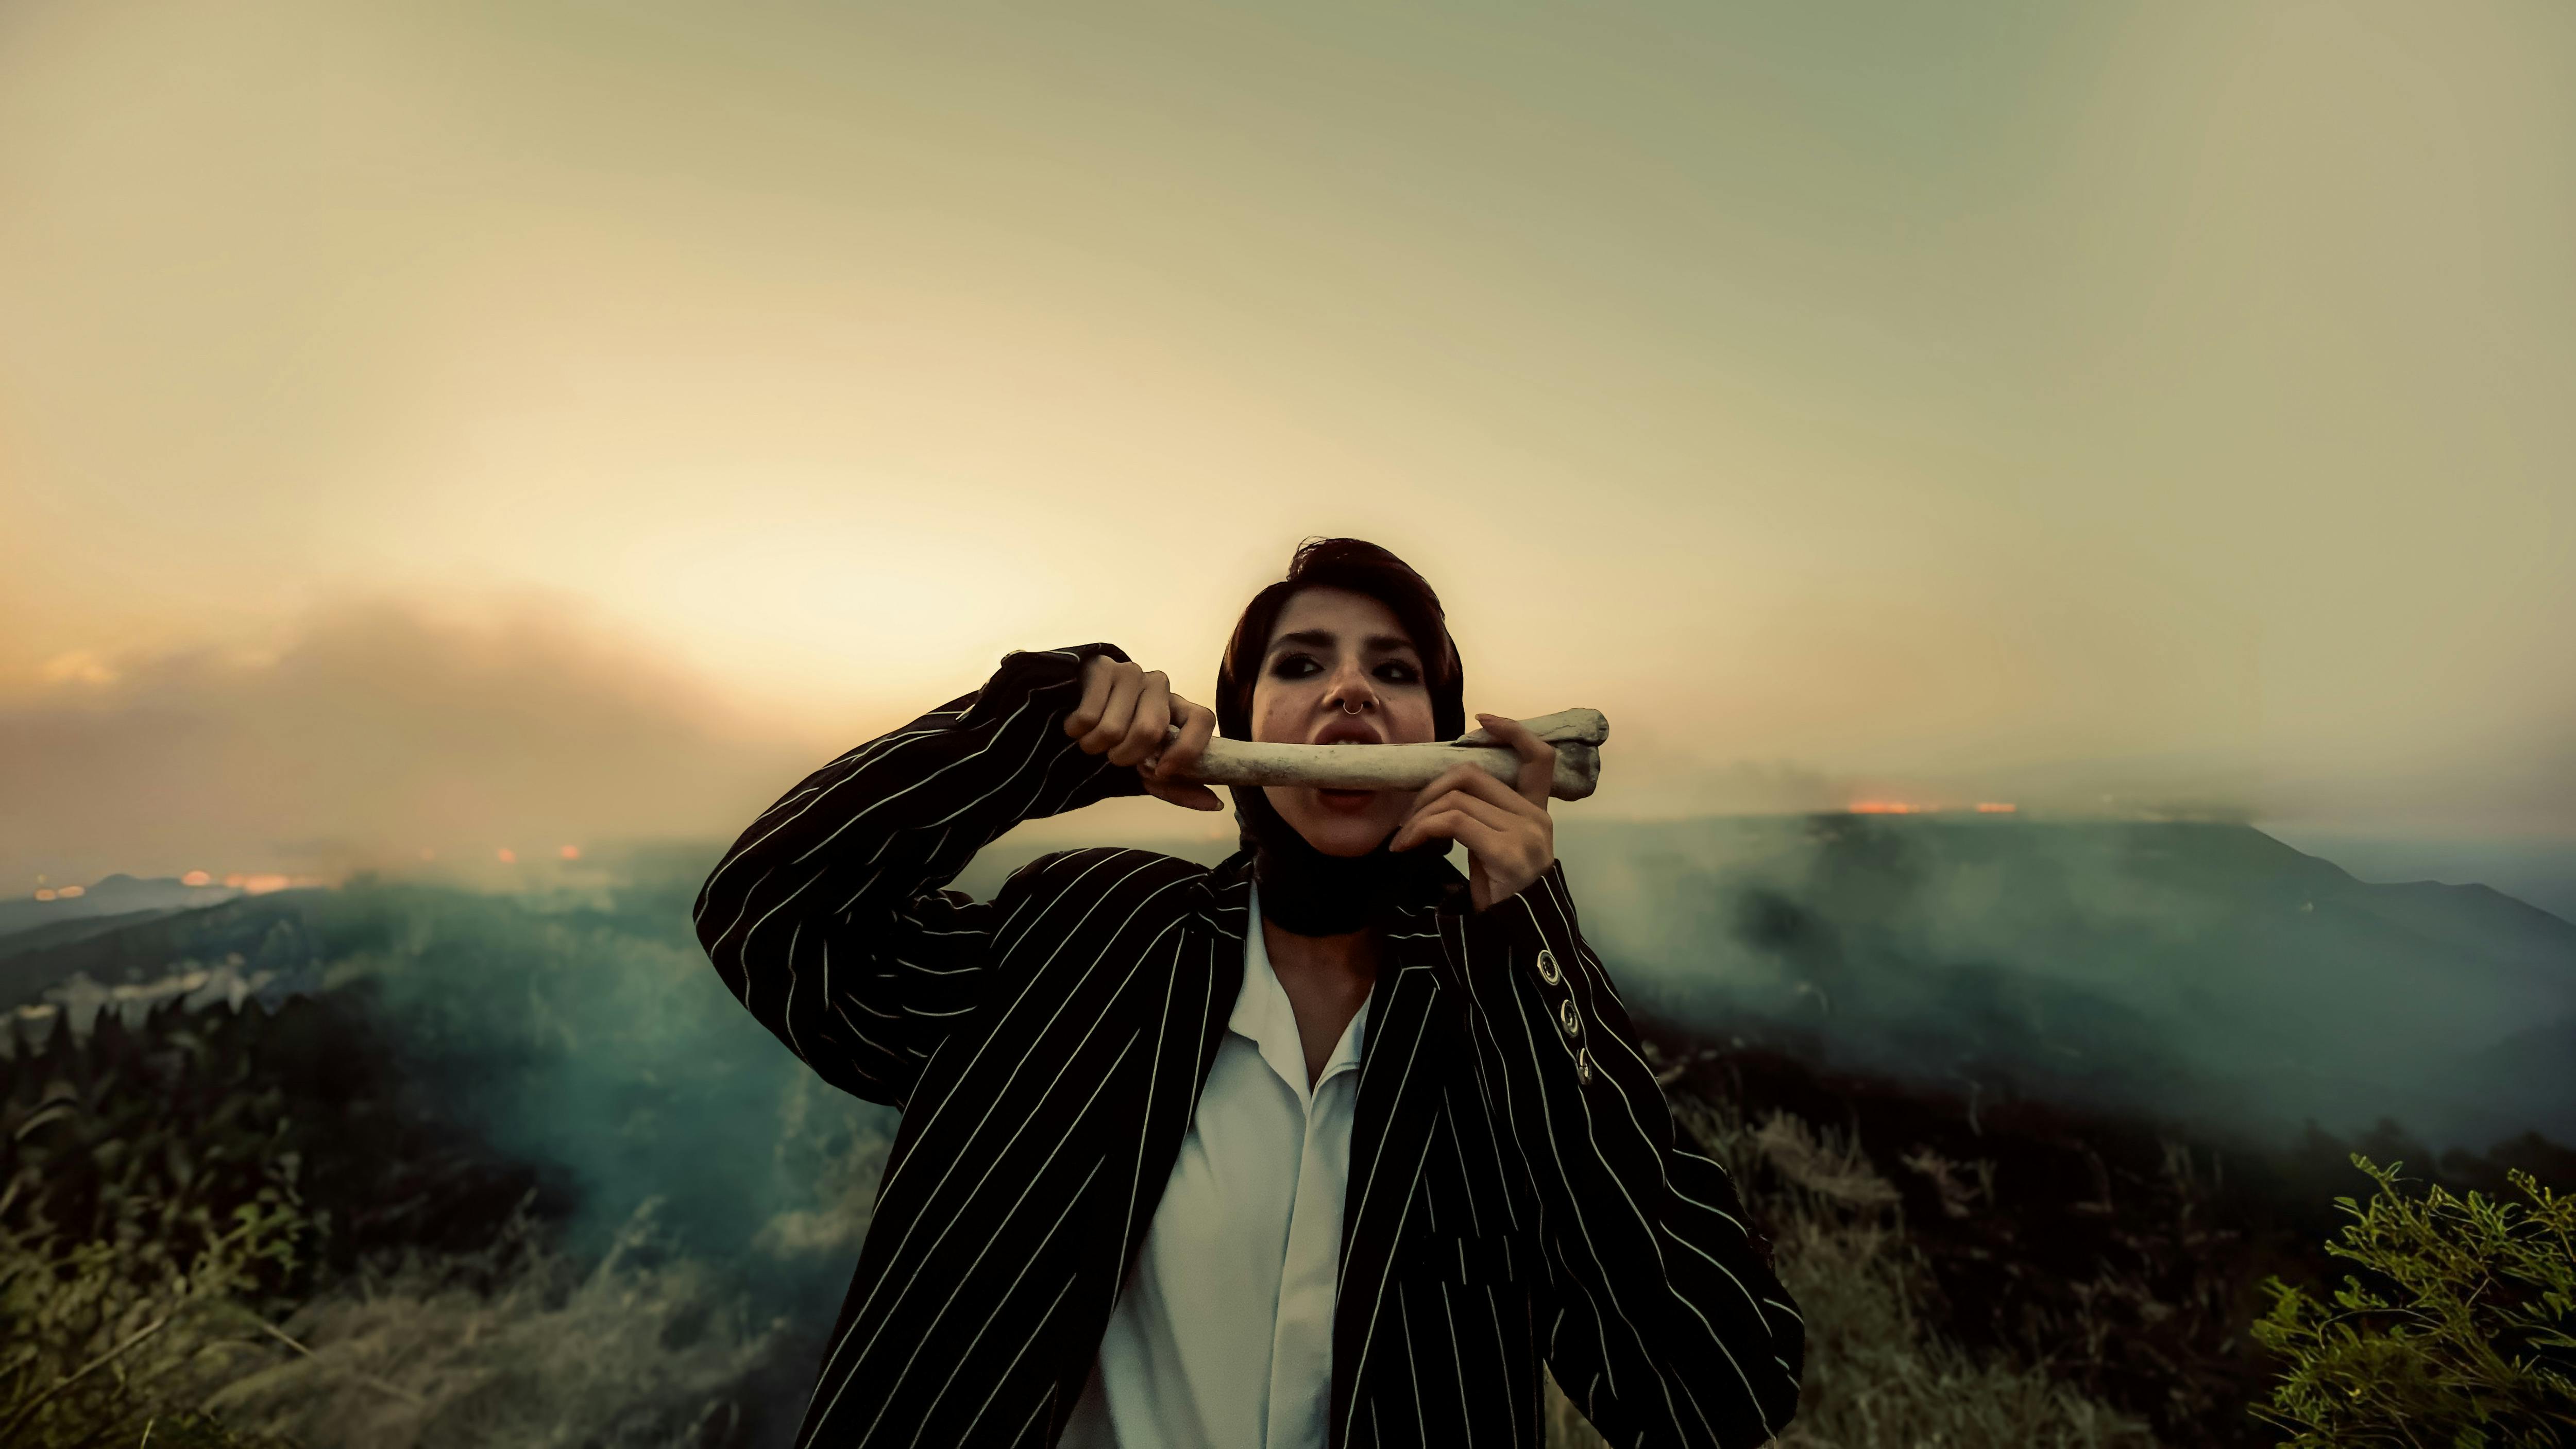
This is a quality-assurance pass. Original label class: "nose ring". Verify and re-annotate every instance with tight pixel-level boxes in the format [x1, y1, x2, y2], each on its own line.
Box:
[1341, 698, 1367, 715]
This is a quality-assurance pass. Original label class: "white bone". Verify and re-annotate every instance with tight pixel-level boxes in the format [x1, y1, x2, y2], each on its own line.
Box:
[1156, 708, 1607, 801]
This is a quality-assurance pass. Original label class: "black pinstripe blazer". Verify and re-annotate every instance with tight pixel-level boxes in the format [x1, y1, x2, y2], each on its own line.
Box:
[694, 644, 1803, 1449]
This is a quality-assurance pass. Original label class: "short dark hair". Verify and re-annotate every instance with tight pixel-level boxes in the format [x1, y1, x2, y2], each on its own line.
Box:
[1215, 538, 1466, 743]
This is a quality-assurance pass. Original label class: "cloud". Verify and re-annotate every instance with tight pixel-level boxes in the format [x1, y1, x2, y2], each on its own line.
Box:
[1, 595, 824, 886]
[5, 580, 2562, 898]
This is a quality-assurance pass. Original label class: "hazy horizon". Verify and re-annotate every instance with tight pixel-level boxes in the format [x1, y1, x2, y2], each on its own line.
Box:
[7, 3, 2571, 892]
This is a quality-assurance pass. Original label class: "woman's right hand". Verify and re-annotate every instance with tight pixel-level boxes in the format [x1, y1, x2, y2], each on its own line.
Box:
[1066, 655, 1224, 811]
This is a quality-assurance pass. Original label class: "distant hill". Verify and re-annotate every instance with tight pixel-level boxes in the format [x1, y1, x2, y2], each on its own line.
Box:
[0, 873, 240, 943]
[1550, 815, 2576, 1150]
[8, 821, 2570, 1150]
[1, 888, 328, 1043]
[938, 813, 2576, 1147]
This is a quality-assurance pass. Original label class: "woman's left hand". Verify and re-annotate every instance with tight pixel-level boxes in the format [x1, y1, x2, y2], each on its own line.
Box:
[1389, 712, 1557, 912]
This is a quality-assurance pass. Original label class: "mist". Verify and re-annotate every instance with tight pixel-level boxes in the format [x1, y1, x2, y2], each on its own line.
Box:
[949, 805, 2576, 1154]
[0, 596, 820, 889]
[1548, 814, 2576, 1154]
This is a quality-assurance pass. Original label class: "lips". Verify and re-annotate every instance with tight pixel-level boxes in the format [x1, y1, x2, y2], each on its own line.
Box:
[1307, 719, 1386, 811]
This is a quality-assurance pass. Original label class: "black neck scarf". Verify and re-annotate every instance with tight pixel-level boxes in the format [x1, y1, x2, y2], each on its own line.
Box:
[1233, 783, 1458, 937]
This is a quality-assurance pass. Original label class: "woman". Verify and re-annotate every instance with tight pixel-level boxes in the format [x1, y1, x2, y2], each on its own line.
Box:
[696, 539, 1802, 1449]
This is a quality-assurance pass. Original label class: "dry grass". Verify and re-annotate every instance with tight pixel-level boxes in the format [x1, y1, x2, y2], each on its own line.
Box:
[1541, 1100, 2162, 1449]
[0, 1196, 307, 1448]
[6, 1149, 799, 1449]
[198, 1197, 784, 1449]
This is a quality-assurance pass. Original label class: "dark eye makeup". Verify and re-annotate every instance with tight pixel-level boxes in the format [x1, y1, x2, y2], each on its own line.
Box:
[1268, 653, 1421, 685]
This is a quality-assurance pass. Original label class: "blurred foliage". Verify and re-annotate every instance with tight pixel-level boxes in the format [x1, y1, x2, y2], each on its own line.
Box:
[1545, 1083, 2165, 1449]
[0, 1194, 306, 1447]
[204, 1196, 785, 1449]
[2, 988, 554, 1296]
[2252, 1155, 2576, 1448]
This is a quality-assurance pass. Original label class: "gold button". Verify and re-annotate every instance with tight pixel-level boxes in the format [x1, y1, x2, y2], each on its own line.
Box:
[1536, 949, 1561, 984]
[1558, 1000, 1581, 1037]
[1575, 1048, 1593, 1084]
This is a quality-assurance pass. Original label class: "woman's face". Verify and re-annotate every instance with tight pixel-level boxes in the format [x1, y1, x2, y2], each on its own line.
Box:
[1249, 586, 1439, 858]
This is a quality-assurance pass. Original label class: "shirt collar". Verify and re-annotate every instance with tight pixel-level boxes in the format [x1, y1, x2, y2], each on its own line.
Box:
[1234, 881, 1372, 1104]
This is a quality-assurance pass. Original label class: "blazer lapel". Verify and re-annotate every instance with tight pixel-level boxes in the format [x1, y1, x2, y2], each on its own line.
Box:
[1104, 852, 1251, 1284]
[1080, 855, 1463, 1449]
[1327, 900, 1460, 1448]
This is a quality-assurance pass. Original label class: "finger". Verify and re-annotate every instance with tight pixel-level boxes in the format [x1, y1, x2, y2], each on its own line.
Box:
[1400, 771, 1512, 825]
[1109, 671, 1172, 766]
[1437, 760, 1550, 820]
[1394, 808, 1516, 864]
[1434, 788, 1521, 836]
[1394, 791, 1517, 849]
[1395, 772, 1475, 833]
[1141, 693, 1193, 778]
[1066, 656, 1118, 739]
[1153, 697, 1217, 782]
[1403, 763, 1490, 814]
[1076, 664, 1142, 754]
[1476, 712, 1559, 806]
[1405, 763, 1541, 833]
[1144, 777, 1225, 811]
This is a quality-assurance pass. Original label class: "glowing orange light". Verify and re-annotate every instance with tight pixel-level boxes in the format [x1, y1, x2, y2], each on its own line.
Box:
[1976, 802, 2018, 814]
[181, 870, 212, 887]
[33, 888, 56, 902]
[58, 884, 86, 899]
[558, 844, 581, 861]
[419, 847, 436, 861]
[497, 848, 517, 864]
[1847, 800, 1921, 814]
[240, 874, 291, 895]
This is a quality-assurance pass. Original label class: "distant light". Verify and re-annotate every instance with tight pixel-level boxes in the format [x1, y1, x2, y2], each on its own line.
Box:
[182, 870, 212, 887]
[1847, 800, 1921, 814]
[239, 874, 291, 895]
[1975, 803, 2018, 814]
[558, 844, 581, 861]
[497, 848, 517, 864]
[58, 884, 86, 899]
[33, 889, 55, 902]
[419, 847, 436, 861]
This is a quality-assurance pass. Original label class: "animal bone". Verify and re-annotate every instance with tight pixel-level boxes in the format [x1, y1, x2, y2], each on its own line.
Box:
[1157, 708, 1608, 801]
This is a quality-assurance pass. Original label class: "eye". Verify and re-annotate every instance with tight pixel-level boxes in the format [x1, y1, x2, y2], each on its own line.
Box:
[1377, 661, 1420, 684]
[1270, 653, 1320, 679]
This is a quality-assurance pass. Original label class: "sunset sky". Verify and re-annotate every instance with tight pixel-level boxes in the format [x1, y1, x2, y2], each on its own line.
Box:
[4, 2, 2570, 887]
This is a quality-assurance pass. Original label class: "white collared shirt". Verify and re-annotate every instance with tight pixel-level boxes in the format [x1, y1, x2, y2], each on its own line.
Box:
[1058, 882, 1373, 1449]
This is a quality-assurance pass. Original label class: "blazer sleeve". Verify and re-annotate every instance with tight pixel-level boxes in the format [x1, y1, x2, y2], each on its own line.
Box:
[1439, 862, 1803, 1449]
[692, 643, 1145, 1109]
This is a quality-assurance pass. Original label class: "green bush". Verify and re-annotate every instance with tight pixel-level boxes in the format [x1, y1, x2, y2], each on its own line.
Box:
[2251, 1154, 2576, 1447]
[0, 1194, 307, 1448]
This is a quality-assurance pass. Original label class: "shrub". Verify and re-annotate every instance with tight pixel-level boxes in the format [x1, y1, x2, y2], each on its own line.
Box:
[2251, 1154, 2576, 1447]
[0, 1193, 308, 1447]
[1535, 1093, 2161, 1449]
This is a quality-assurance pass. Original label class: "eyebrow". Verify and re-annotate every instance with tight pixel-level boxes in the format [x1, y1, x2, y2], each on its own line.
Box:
[1268, 628, 1419, 658]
